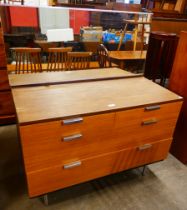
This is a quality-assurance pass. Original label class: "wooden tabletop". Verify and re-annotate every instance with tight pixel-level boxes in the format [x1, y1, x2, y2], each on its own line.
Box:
[9, 68, 139, 87]
[109, 51, 147, 60]
[12, 77, 182, 125]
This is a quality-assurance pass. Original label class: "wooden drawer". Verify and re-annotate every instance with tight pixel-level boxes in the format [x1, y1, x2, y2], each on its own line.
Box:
[27, 138, 171, 197]
[0, 70, 10, 91]
[0, 91, 15, 115]
[20, 113, 115, 172]
[116, 138, 172, 172]
[114, 102, 182, 148]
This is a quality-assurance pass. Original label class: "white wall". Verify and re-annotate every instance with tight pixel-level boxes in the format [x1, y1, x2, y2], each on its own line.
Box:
[39, 7, 70, 34]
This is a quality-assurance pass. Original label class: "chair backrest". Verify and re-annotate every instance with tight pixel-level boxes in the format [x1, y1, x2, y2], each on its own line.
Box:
[47, 47, 72, 71]
[67, 52, 92, 70]
[97, 44, 111, 68]
[144, 31, 178, 86]
[11, 48, 42, 74]
[8, 0, 22, 4]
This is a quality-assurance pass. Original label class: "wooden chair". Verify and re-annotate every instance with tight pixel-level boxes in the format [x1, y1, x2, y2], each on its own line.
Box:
[11, 48, 42, 74]
[47, 47, 72, 71]
[67, 52, 92, 70]
[97, 44, 112, 68]
[144, 31, 178, 86]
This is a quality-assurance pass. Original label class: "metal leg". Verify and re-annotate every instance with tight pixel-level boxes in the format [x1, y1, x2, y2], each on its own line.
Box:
[141, 165, 147, 176]
[43, 194, 49, 206]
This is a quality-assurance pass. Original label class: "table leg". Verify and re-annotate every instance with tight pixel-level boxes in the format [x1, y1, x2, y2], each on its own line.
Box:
[119, 60, 125, 70]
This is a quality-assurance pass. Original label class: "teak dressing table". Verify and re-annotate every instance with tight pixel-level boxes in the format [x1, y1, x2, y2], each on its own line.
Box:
[11, 75, 182, 198]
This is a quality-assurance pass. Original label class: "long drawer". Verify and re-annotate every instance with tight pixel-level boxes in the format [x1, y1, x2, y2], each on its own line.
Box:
[20, 102, 181, 172]
[27, 138, 172, 197]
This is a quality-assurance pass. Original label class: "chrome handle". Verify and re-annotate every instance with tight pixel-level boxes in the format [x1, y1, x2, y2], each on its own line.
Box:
[138, 144, 152, 151]
[63, 161, 82, 169]
[144, 105, 160, 111]
[142, 118, 158, 126]
[62, 117, 83, 125]
[63, 133, 82, 142]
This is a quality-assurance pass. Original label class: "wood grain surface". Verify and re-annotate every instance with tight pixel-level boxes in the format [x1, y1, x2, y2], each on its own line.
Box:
[12, 77, 182, 125]
[0, 19, 16, 125]
[109, 51, 147, 60]
[0, 70, 10, 91]
[9, 68, 138, 87]
[169, 31, 187, 163]
[19, 102, 181, 172]
[27, 138, 172, 197]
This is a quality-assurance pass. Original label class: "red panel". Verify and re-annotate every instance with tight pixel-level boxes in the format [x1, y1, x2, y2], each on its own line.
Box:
[70, 10, 90, 35]
[10, 7, 38, 27]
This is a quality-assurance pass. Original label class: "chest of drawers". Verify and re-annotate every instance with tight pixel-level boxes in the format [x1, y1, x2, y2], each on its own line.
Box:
[12, 77, 182, 197]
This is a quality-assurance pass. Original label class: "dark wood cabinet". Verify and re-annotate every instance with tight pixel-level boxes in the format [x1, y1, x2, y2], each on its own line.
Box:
[0, 18, 16, 125]
[169, 31, 187, 163]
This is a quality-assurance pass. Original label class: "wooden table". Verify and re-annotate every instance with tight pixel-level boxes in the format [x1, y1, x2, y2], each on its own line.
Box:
[8, 68, 140, 88]
[109, 50, 147, 69]
[12, 75, 182, 198]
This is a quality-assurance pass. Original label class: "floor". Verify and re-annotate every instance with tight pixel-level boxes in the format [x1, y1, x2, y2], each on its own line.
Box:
[1, 125, 187, 210]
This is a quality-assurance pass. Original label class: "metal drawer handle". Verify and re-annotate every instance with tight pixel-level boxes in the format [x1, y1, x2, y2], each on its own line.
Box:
[62, 117, 83, 125]
[138, 144, 152, 151]
[63, 161, 82, 169]
[63, 133, 82, 142]
[144, 105, 160, 111]
[142, 118, 158, 126]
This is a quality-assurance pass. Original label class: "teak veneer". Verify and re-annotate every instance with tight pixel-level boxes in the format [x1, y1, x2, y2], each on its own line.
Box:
[0, 18, 16, 125]
[12, 76, 182, 197]
[8, 68, 138, 88]
[169, 31, 187, 163]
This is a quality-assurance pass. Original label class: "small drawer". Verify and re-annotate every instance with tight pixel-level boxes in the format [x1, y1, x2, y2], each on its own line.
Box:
[0, 91, 15, 115]
[26, 138, 171, 197]
[20, 112, 115, 172]
[60, 113, 114, 137]
[117, 138, 172, 172]
[0, 70, 10, 91]
[114, 102, 182, 147]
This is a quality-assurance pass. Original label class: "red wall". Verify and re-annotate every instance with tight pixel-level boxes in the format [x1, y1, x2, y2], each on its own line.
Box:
[9, 7, 39, 27]
[70, 10, 90, 34]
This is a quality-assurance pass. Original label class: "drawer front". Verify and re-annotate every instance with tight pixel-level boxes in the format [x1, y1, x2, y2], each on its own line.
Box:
[0, 70, 10, 91]
[27, 150, 121, 197]
[116, 138, 172, 172]
[26, 138, 171, 197]
[0, 91, 15, 115]
[114, 102, 182, 148]
[20, 112, 115, 172]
